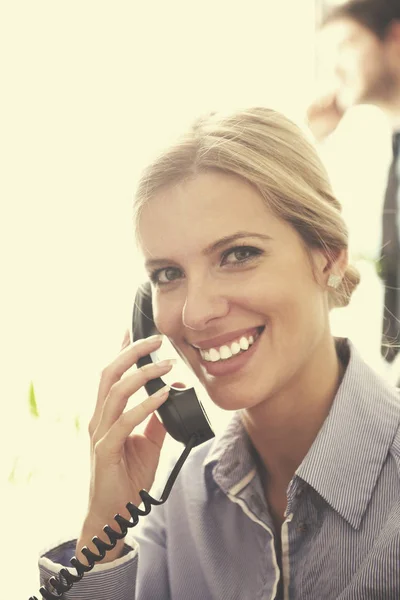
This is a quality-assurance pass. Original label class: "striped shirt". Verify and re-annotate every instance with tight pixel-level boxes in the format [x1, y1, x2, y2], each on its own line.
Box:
[39, 338, 400, 599]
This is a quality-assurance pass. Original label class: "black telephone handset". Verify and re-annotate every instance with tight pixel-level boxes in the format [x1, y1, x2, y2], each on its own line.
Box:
[30, 282, 215, 600]
[132, 281, 214, 446]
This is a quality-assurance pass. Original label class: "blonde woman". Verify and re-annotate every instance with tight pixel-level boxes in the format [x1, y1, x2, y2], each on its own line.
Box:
[38, 108, 400, 599]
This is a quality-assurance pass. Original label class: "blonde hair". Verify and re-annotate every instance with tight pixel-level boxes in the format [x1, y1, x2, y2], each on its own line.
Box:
[133, 107, 360, 309]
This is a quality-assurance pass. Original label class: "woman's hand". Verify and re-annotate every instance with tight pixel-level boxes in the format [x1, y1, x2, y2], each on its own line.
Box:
[76, 330, 175, 564]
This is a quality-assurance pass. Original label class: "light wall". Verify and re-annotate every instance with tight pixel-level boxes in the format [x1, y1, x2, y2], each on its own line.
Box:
[1, 2, 316, 596]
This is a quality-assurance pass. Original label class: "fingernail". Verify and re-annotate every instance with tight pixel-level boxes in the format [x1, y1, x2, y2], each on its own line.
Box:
[154, 385, 170, 397]
[156, 359, 177, 368]
[121, 330, 131, 349]
[147, 334, 163, 343]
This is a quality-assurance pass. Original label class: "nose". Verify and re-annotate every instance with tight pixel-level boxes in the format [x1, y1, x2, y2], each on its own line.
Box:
[182, 279, 229, 331]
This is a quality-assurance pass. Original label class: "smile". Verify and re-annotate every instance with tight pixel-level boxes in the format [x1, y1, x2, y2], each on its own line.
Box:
[191, 326, 266, 378]
[198, 328, 263, 362]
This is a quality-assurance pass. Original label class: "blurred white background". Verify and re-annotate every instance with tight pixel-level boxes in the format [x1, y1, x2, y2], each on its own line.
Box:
[0, 1, 394, 597]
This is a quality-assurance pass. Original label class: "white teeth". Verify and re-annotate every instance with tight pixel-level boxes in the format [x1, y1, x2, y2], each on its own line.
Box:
[231, 342, 241, 355]
[239, 337, 249, 350]
[209, 348, 220, 362]
[219, 345, 233, 360]
[199, 330, 262, 363]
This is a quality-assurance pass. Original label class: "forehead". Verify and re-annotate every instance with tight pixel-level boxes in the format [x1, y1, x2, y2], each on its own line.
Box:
[137, 171, 286, 257]
[319, 18, 377, 52]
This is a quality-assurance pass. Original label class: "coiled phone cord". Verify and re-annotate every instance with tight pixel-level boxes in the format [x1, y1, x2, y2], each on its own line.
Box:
[29, 433, 199, 600]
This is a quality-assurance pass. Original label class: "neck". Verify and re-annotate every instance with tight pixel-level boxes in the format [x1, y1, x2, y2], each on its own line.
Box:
[377, 80, 400, 130]
[241, 334, 344, 492]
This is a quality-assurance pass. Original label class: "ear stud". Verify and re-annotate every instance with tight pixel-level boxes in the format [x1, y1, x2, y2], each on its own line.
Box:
[327, 274, 341, 289]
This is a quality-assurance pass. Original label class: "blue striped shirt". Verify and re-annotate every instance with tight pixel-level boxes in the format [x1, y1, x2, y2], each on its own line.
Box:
[39, 339, 400, 599]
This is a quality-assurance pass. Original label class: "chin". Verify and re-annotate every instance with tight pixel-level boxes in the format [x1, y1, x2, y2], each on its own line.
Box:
[205, 378, 272, 413]
[207, 392, 253, 412]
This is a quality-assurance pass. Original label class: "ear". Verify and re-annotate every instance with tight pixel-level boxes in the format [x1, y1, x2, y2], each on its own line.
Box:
[325, 248, 348, 287]
[312, 247, 348, 286]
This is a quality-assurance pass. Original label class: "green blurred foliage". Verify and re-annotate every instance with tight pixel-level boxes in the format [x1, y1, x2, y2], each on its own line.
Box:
[6, 382, 83, 485]
[29, 381, 39, 418]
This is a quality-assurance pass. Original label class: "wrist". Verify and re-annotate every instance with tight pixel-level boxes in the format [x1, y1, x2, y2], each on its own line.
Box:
[75, 519, 126, 565]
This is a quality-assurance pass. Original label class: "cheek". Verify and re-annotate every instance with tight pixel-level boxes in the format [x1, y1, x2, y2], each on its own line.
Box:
[269, 277, 324, 327]
[339, 51, 362, 83]
[356, 46, 379, 81]
[153, 295, 182, 338]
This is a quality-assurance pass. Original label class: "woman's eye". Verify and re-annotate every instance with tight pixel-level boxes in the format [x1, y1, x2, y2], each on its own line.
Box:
[222, 246, 262, 265]
[150, 267, 182, 285]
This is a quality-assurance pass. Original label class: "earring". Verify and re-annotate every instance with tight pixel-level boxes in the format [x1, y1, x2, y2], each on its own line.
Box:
[327, 274, 341, 289]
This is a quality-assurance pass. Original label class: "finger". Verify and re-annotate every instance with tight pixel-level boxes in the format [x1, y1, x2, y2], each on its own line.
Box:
[308, 92, 336, 118]
[318, 92, 337, 107]
[94, 359, 176, 441]
[90, 335, 163, 433]
[121, 329, 131, 350]
[97, 386, 170, 457]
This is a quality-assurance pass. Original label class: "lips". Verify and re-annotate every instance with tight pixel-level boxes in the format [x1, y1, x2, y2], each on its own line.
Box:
[196, 326, 265, 376]
[190, 326, 264, 351]
[199, 328, 263, 362]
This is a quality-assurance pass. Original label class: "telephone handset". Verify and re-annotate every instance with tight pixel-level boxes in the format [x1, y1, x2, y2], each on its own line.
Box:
[30, 281, 215, 600]
[132, 281, 215, 446]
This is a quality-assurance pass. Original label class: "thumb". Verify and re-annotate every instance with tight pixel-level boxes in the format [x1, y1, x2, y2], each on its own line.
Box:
[144, 412, 167, 449]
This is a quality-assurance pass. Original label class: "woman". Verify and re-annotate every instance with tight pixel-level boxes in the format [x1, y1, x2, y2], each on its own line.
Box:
[38, 108, 400, 599]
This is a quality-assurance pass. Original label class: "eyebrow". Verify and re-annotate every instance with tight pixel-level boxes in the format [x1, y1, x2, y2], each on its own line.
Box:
[144, 231, 273, 270]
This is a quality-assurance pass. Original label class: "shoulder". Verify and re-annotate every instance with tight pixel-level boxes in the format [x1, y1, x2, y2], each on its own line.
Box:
[389, 404, 400, 476]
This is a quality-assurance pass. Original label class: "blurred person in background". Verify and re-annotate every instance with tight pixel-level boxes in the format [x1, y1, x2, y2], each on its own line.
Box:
[307, 0, 400, 372]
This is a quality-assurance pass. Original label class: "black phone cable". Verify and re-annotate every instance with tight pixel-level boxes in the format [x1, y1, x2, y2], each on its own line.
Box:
[29, 433, 198, 600]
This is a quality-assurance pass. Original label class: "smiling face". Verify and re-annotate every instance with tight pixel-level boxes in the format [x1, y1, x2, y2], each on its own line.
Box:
[320, 18, 398, 110]
[138, 170, 333, 411]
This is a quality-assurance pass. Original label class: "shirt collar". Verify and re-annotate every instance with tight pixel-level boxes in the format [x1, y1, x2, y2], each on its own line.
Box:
[203, 339, 400, 528]
[297, 339, 400, 529]
[203, 410, 256, 497]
